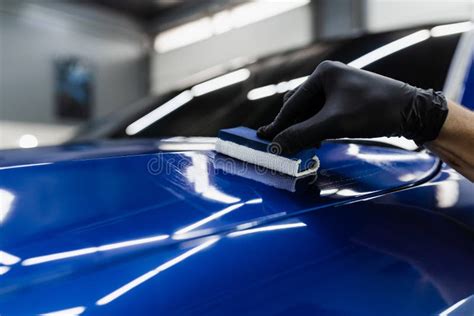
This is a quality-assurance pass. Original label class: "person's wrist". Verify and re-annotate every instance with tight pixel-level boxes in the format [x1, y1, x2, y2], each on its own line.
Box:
[405, 89, 449, 145]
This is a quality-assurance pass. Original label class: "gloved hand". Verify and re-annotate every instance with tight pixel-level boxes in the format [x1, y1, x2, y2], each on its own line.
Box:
[257, 60, 448, 155]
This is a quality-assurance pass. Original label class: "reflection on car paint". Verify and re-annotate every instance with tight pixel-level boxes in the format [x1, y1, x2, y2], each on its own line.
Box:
[22, 234, 170, 266]
[95, 236, 220, 306]
[0, 189, 15, 223]
[0, 141, 473, 315]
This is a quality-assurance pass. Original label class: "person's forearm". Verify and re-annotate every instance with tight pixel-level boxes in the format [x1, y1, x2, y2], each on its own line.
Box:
[426, 100, 474, 181]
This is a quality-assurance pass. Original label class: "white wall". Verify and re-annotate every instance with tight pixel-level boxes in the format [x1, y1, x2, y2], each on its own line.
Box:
[0, 120, 76, 149]
[0, 1, 149, 148]
[365, 0, 474, 32]
[151, 5, 314, 94]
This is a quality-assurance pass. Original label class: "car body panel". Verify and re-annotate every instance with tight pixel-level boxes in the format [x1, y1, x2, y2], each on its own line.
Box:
[461, 55, 474, 109]
[1, 140, 473, 315]
[0, 141, 437, 249]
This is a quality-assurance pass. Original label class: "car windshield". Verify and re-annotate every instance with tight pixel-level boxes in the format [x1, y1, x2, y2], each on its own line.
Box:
[75, 28, 460, 141]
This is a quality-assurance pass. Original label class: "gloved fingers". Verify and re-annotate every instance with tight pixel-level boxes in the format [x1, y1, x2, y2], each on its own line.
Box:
[257, 124, 275, 140]
[271, 114, 331, 155]
[257, 77, 325, 140]
[257, 89, 302, 140]
[283, 89, 296, 103]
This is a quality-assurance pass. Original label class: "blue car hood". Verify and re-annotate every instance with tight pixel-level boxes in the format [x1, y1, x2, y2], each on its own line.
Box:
[3, 139, 471, 315]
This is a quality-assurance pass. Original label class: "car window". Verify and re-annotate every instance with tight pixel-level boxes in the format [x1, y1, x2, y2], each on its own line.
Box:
[108, 30, 461, 139]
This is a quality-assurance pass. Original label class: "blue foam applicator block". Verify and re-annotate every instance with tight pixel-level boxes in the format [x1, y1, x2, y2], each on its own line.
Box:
[216, 126, 319, 176]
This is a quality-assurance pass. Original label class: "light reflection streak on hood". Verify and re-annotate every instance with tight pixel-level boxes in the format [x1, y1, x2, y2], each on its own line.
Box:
[0, 266, 11, 275]
[22, 234, 169, 266]
[95, 219, 305, 306]
[0, 250, 21, 265]
[173, 203, 245, 237]
[173, 198, 263, 238]
[40, 306, 86, 316]
[96, 237, 220, 306]
[228, 222, 306, 237]
[0, 189, 15, 223]
[184, 152, 240, 204]
[346, 144, 431, 162]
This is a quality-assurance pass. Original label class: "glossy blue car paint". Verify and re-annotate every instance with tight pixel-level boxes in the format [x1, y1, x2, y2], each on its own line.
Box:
[0, 138, 210, 168]
[1, 139, 473, 316]
[461, 60, 474, 109]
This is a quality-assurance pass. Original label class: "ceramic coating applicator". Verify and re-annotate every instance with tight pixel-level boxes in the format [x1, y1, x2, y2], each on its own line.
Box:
[215, 126, 319, 177]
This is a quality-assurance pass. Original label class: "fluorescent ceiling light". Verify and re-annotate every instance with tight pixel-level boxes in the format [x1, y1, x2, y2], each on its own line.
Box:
[348, 30, 431, 69]
[96, 237, 219, 306]
[212, 10, 232, 35]
[126, 90, 194, 136]
[127, 69, 248, 135]
[431, 21, 473, 37]
[18, 134, 38, 148]
[230, 0, 310, 29]
[287, 76, 308, 90]
[247, 85, 278, 100]
[276, 82, 289, 93]
[154, 17, 213, 53]
[247, 76, 309, 101]
[154, 0, 309, 53]
[191, 68, 250, 96]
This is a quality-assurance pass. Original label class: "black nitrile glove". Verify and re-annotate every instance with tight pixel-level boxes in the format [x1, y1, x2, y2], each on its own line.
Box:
[257, 60, 448, 155]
